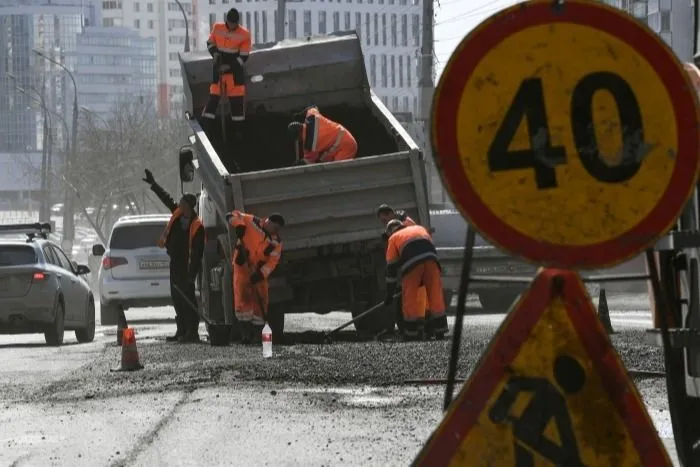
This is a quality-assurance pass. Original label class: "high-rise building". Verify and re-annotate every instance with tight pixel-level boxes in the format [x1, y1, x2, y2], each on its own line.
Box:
[100, 0, 196, 116]
[197, 1, 423, 119]
[71, 26, 157, 121]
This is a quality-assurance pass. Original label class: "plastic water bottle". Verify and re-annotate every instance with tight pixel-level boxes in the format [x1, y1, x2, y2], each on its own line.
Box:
[262, 323, 273, 358]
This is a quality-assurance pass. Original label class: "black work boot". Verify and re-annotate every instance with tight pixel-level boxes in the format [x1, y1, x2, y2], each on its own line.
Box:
[166, 326, 185, 342]
[240, 322, 253, 345]
[178, 327, 201, 344]
[249, 324, 264, 345]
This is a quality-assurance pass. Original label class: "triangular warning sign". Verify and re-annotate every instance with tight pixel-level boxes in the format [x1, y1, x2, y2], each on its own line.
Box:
[413, 269, 671, 466]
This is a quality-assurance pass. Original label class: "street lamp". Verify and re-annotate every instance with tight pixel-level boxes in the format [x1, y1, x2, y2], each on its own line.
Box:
[173, 0, 190, 52]
[33, 48, 78, 254]
[7, 72, 52, 221]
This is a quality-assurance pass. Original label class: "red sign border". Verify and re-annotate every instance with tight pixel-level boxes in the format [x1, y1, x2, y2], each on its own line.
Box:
[413, 268, 670, 466]
[432, 0, 700, 269]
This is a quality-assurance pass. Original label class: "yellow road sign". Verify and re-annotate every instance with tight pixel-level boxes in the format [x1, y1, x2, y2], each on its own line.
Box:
[432, 0, 700, 269]
[413, 269, 671, 466]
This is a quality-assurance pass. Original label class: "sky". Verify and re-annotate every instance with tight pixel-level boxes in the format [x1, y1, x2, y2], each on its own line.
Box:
[434, 0, 521, 79]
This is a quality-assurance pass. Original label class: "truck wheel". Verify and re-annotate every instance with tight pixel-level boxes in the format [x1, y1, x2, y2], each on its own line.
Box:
[100, 301, 120, 325]
[208, 324, 231, 346]
[352, 304, 394, 335]
[268, 304, 286, 344]
[479, 289, 523, 312]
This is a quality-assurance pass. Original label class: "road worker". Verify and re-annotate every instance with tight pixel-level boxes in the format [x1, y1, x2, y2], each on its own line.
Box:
[202, 8, 251, 122]
[384, 219, 448, 341]
[143, 169, 204, 343]
[225, 209, 285, 344]
[287, 105, 358, 164]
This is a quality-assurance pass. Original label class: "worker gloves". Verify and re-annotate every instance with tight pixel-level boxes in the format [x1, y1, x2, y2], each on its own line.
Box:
[142, 169, 155, 185]
[250, 271, 263, 284]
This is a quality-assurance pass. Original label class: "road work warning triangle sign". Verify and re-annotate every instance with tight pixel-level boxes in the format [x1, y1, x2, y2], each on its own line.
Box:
[413, 269, 671, 466]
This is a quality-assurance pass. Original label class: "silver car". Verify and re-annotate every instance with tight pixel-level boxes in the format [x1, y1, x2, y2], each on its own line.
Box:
[0, 223, 95, 346]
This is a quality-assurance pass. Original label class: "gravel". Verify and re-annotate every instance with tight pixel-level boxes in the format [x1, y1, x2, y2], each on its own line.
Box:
[2, 327, 663, 404]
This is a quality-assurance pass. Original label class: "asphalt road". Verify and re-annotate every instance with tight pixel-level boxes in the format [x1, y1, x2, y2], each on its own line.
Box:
[0, 295, 681, 466]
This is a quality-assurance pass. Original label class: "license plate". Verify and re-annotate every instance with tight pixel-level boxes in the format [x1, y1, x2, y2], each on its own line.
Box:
[139, 260, 169, 270]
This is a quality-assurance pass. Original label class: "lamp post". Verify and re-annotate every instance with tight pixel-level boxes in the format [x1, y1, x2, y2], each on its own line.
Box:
[33, 48, 78, 255]
[7, 73, 52, 221]
[173, 0, 190, 52]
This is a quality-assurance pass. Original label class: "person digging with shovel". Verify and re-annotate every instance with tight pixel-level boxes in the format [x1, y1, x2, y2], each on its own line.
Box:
[225, 209, 285, 344]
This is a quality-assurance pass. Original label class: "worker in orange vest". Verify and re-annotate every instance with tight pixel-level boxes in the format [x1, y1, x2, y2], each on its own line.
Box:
[225, 209, 285, 343]
[202, 8, 251, 122]
[287, 105, 358, 164]
[384, 219, 448, 340]
[143, 169, 204, 343]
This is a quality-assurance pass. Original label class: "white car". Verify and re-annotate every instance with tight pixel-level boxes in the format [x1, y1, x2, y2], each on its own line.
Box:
[92, 214, 172, 325]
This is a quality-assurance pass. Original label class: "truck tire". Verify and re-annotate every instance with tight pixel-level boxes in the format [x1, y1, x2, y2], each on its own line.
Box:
[267, 304, 286, 344]
[479, 289, 523, 312]
[352, 304, 394, 335]
[208, 323, 231, 346]
[100, 301, 120, 326]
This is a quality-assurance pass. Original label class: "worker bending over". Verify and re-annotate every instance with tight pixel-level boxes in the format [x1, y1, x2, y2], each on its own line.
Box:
[287, 105, 358, 164]
[143, 169, 204, 343]
[226, 210, 285, 344]
[202, 8, 251, 122]
[384, 220, 448, 341]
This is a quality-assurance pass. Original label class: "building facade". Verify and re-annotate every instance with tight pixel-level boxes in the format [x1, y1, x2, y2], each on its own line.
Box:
[100, 0, 196, 116]
[71, 26, 157, 120]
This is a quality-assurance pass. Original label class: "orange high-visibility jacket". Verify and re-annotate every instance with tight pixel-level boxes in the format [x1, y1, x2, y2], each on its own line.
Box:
[207, 23, 252, 68]
[158, 207, 204, 270]
[301, 107, 351, 163]
[228, 210, 282, 279]
[385, 225, 439, 286]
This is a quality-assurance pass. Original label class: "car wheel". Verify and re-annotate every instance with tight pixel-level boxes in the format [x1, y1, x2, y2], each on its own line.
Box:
[100, 301, 120, 326]
[76, 299, 96, 343]
[45, 299, 65, 346]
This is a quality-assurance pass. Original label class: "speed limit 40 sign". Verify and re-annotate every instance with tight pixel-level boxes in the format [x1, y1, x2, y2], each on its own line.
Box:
[432, 0, 700, 269]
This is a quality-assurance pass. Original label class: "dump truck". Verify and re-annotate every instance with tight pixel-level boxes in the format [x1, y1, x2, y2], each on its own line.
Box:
[176, 32, 530, 345]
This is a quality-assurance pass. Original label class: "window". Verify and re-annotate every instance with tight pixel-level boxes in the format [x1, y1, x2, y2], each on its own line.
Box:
[0, 246, 36, 266]
[103, 18, 115, 27]
[364, 13, 369, 44]
[344, 12, 351, 30]
[403, 96, 409, 112]
[412, 14, 420, 46]
[102, 1, 122, 9]
[134, 19, 140, 28]
[169, 68, 181, 77]
[254, 12, 260, 43]
[401, 14, 407, 46]
[262, 11, 268, 42]
[406, 55, 412, 87]
[134, 2, 140, 11]
[319, 11, 327, 34]
[147, 2, 153, 12]
[304, 10, 312, 35]
[660, 10, 671, 32]
[398, 55, 403, 87]
[333, 12, 340, 32]
[169, 52, 179, 61]
[148, 20, 154, 29]
[370, 54, 376, 86]
[42, 246, 58, 266]
[391, 14, 397, 46]
[50, 246, 74, 272]
[381, 54, 387, 87]
[392, 96, 398, 110]
[289, 9, 297, 38]
[374, 14, 379, 45]
[246, 12, 251, 28]
[209, 13, 216, 28]
[109, 224, 168, 250]
[382, 14, 386, 45]
[390, 55, 395, 87]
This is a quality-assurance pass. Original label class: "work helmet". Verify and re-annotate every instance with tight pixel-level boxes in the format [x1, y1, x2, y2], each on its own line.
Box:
[385, 219, 403, 237]
[181, 193, 197, 211]
[226, 8, 240, 23]
[287, 122, 303, 139]
[376, 204, 395, 217]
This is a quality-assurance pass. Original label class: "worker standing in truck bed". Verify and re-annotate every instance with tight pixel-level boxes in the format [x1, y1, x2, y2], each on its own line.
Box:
[225, 209, 285, 344]
[202, 8, 251, 123]
[287, 105, 358, 164]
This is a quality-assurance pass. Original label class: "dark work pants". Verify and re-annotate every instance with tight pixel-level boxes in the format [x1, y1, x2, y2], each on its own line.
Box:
[170, 268, 199, 335]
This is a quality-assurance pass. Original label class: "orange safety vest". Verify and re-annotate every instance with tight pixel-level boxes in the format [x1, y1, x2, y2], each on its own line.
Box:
[207, 22, 252, 63]
[228, 210, 282, 279]
[158, 207, 204, 268]
[301, 107, 349, 163]
[385, 225, 439, 284]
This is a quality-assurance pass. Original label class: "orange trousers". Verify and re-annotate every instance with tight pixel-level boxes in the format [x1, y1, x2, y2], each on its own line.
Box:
[233, 263, 268, 326]
[310, 131, 358, 163]
[202, 73, 245, 121]
[401, 261, 448, 337]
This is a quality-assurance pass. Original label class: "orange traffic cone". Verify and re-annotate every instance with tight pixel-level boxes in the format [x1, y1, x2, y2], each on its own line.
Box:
[114, 328, 144, 371]
[116, 307, 128, 346]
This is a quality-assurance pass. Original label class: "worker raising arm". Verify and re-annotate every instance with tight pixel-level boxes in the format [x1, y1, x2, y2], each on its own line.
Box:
[287, 105, 358, 165]
[202, 8, 251, 122]
[384, 220, 448, 341]
[143, 169, 204, 343]
[225, 210, 285, 344]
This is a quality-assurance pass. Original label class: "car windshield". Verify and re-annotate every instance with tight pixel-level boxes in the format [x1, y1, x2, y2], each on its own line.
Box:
[109, 223, 167, 250]
[0, 245, 37, 266]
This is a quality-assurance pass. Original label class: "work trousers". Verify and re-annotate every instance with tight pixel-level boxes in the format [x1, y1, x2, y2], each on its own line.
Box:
[233, 263, 268, 326]
[401, 261, 448, 338]
[170, 267, 200, 335]
[202, 73, 245, 122]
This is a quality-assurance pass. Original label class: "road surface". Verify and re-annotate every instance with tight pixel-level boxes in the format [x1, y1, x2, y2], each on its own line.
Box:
[0, 294, 680, 466]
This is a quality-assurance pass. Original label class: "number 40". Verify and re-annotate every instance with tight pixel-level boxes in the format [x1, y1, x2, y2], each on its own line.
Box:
[487, 72, 646, 189]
